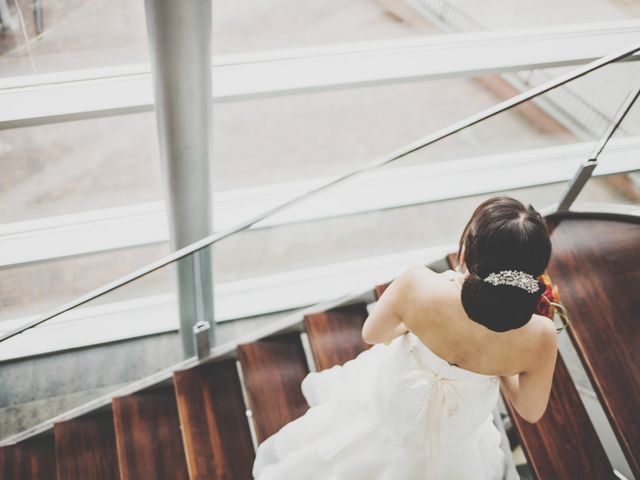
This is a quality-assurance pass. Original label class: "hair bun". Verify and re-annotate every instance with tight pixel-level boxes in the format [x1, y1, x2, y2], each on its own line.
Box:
[460, 270, 543, 332]
[455, 196, 552, 331]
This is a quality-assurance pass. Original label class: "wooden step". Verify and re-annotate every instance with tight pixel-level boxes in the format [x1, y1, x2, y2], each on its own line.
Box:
[173, 360, 255, 480]
[445, 251, 615, 479]
[304, 303, 370, 371]
[237, 332, 309, 444]
[446, 252, 459, 271]
[112, 385, 189, 480]
[504, 355, 615, 479]
[546, 215, 640, 476]
[54, 411, 120, 480]
[373, 282, 390, 300]
[0, 434, 56, 480]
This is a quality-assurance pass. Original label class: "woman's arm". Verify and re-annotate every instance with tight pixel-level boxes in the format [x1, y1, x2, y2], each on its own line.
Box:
[361, 266, 421, 345]
[500, 318, 558, 424]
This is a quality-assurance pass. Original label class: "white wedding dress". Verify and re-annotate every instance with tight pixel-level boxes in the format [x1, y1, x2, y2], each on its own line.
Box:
[253, 269, 506, 480]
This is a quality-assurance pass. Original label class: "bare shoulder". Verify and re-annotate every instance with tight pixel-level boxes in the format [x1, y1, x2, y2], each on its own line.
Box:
[531, 314, 557, 346]
[395, 265, 441, 298]
[404, 264, 446, 282]
[386, 265, 442, 321]
[402, 264, 440, 282]
[410, 265, 454, 294]
[526, 314, 558, 364]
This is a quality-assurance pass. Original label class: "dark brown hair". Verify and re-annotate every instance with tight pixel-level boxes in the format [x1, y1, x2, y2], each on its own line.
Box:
[456, 196, 551, 332]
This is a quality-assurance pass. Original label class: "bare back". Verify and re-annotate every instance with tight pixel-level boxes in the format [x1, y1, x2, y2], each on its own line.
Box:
[401, 267, 553, 378]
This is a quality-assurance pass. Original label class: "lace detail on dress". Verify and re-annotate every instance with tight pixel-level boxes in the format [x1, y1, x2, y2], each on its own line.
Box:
[403, 333, 466, 479]
[369, 332, 497, 479]
[370, 345, 428, 442]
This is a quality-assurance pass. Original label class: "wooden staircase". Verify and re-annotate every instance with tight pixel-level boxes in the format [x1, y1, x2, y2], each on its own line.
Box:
[173, 360, 254, 480]
[112, 386, 189, 479]
[0, 212, 637, 479]
[545, 214, 640, 477]
[0, 435, 56, 480]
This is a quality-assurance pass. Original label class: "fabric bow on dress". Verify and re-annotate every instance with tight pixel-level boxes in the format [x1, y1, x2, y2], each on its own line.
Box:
[401, 362, 463, 480]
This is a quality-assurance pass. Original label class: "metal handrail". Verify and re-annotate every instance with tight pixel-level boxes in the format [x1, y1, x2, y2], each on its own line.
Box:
[2, 40, 640, 344]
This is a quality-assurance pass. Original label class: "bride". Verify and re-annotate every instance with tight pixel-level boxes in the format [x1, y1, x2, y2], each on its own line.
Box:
[253, 196, 558, 479]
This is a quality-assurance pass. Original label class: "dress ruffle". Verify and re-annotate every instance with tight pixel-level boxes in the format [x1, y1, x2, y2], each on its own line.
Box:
[253, 336, 505, 480]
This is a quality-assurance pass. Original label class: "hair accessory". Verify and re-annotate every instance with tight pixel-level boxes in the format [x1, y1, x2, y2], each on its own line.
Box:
[483, 270, 539, 294]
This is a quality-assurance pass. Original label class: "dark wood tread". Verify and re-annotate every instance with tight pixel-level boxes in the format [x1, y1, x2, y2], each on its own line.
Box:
[0, 434, 56, 480]
[504, 354, 615, 479]
[112, 385, 189, 480]
[546, 215, 640, 476]
[373, 282, 390, 300]
[237, 332, 309, 444]
[446, 252, 459, 271]
[173, 359, 255, 480]
[54, 411, 120, 480]
[304, 303, 371, 371]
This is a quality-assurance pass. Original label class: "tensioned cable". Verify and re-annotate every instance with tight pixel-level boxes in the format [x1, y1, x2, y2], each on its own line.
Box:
[1, 41, 640, 344]
[556, 70, 640, 211]
[589, 72, 640, 160]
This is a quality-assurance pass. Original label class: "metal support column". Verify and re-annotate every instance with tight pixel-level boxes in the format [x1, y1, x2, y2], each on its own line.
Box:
[557, 73, 640, 212]
[0, 0, 16, 31]
[143, 0, 214, 357]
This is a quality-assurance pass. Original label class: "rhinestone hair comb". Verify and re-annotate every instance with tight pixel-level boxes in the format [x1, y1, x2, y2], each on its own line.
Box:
[483, 269, 540, 294]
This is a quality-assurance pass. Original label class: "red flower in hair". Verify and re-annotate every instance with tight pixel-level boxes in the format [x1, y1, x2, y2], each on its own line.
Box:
[535, 273, 560, 320]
